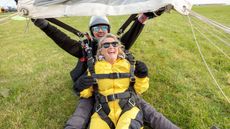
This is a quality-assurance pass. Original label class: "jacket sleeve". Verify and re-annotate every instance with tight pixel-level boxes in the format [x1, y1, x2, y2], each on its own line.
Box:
[64, 98, 94, 129]
[40, 23, 83, 58]
[80, 86, 93, 98]
[120, 19, 145, 50]
[134, 77, 149, 94]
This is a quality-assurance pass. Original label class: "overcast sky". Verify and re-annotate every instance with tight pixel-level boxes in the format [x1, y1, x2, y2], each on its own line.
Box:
[190, 0, 230, 4]
[0, 0, 17, 7]
[0, 0, 229, 8]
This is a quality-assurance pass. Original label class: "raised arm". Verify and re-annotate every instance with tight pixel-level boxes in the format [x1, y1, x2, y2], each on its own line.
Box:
[32, 19, 83, 58]
[120, 7, 166, 50]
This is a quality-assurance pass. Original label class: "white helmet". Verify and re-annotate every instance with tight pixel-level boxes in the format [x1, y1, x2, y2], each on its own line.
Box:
[89, 16, 110, 36]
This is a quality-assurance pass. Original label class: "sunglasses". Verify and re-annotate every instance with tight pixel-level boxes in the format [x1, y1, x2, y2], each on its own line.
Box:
[92, 25, 109, 32]
[102, 41, 119, 48]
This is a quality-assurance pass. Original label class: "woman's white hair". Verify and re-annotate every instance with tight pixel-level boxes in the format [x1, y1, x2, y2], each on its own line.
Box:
[96, 33, 125, 61]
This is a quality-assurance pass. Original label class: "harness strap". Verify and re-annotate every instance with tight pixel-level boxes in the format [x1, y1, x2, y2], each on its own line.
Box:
[90, 50, 138, 128]
[98, 91, 131, 103]
[94, 88, 138, 127]
[95, 90, 136, 129]
[119, 86, 138, 115]
[80, 34, 95, 80]
[92, 73, 131, 79]
[117, 14, 138, 36]
[125, 50, 136, 83]
[45, 18, 84, 38]
[120, 96, 136, 115]
[95, 104, 115, 129]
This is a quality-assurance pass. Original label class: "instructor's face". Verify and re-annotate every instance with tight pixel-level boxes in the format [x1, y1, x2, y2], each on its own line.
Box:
[92, 25, 109, 40]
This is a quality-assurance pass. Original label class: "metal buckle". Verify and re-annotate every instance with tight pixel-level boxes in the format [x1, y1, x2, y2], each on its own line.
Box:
[106, 94, 116, 102]
[117, 29, 123, 35]
[130, 76, 135, 82]
[93, 78, 98, 84]
[110, 73, 120, 79]
[116, 73, 120, 78]
[128, 98, 136, 107]
[92, 74, 98, 84]
[95, 104, 102, 112]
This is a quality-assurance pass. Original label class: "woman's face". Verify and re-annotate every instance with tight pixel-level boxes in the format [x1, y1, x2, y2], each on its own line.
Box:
[100, 37, 119, 64]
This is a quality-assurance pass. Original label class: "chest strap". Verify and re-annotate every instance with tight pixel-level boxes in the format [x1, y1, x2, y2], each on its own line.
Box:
[97, 91, 131, 103]
[92, 73, 131, 79]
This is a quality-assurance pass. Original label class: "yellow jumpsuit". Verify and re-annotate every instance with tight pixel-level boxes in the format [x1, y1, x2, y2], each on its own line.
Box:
[80, 59, 149, 129]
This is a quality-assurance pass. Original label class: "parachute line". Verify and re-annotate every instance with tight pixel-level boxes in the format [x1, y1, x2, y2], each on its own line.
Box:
[206, 21, 230, 42]
[188, 9, 230, 34]
[189, 14, 230, 47]
[189, 16, 230, 49]
[190, 16, 230, 43]
[192, 22, 230, 60]
[187, 15, 230, 104]
[0, 13, 17, 24]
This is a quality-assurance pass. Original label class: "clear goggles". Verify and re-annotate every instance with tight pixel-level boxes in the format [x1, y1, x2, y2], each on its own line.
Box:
[92, 25, 109, 32]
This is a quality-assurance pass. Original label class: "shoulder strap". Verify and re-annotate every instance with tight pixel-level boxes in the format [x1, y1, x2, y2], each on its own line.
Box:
[125, 50, 136, 83]
[117, 14, 138, 36]
[79, 33, 94, 75]
[45, 18, 84, 38]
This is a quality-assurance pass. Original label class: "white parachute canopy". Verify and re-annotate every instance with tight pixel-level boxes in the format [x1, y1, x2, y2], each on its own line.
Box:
[17, 0, 192, 18]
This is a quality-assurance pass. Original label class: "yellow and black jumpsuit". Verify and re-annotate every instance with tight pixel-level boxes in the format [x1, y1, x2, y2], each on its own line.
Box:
[80, 59, 149, 129]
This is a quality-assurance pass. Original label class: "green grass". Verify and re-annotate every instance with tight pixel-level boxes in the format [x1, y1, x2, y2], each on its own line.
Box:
[0, 5, 230, 129]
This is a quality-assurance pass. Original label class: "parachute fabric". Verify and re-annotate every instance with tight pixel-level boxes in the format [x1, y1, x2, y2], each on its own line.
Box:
[17, 0, 192, 18]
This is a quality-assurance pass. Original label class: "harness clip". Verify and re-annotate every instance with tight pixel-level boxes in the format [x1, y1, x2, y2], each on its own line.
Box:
[116, 73, 120, 78]
[95, 104, 102, 112]
[128, 98, 136, 107]
[92, 74, 98, 84]
[93, 78, 98, 84]
[109, 73, 120, 79]
[130, 76, 135, 82]
[106, 94, 116, 102]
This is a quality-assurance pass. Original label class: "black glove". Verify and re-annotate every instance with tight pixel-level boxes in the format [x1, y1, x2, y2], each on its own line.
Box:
[134, 61, 148, 78]
[31, 19, 48, 29]
[73, 75, 95, 93]
[144, 6, 166, 19]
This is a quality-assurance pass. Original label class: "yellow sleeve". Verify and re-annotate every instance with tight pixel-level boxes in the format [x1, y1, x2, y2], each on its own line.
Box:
[134, 77, 149, 94]
[80, 70, 93, 98]
[80, 86, 93, 98]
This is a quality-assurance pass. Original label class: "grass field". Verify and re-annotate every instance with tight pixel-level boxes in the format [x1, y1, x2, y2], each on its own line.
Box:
[0, 5, 229, 129]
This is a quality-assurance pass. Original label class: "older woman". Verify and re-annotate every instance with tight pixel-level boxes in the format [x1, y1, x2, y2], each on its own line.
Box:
[80, 33, 149, 129]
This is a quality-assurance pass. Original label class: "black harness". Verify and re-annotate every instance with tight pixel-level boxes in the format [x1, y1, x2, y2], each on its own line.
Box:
[117, 14, 138, 36]
[82, 41, 139, 128]
[45, 17, 141, 128]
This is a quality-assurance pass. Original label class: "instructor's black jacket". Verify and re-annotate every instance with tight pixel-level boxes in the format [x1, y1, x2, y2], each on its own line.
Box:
[38, 18, 145, 83]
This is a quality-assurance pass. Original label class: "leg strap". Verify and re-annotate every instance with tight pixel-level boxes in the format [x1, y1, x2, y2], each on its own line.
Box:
[95, 104, 115, 129]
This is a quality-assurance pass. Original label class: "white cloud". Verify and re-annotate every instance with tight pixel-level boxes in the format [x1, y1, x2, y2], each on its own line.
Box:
[0, 0, 16, 7]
